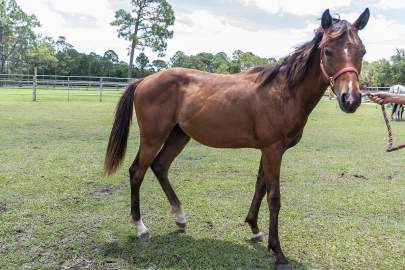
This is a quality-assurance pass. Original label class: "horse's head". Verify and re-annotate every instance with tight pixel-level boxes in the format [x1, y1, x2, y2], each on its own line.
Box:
[320, 8, 370, 113]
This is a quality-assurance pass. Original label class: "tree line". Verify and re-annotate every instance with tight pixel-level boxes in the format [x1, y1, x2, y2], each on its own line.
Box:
[1, 0, 404, 86]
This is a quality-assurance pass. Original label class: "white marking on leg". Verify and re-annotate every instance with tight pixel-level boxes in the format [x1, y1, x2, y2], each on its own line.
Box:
[135, 218, 149, 236]
[251, 231, 263, 239]
[172, 206, 186, 224]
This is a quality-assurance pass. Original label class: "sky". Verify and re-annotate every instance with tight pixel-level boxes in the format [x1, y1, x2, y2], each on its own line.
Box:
[17, 0, 405, 63]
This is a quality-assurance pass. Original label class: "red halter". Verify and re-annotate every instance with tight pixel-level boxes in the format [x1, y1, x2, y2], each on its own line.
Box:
[319, 45, 359, 93]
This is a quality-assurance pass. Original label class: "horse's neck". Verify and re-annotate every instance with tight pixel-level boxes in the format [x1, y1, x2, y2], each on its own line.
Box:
[294, 56, 329, 116]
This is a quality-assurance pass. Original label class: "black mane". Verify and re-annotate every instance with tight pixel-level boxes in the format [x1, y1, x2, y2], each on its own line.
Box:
[253, 18, 351, 87]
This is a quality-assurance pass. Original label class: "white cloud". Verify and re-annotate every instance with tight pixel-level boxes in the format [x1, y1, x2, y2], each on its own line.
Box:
[17, 0, 130, 61]
[166, 10, 318, 59]
[240, 0, 352, 16]
[361, 15, 405, 61]
[375, 0, 405, 9]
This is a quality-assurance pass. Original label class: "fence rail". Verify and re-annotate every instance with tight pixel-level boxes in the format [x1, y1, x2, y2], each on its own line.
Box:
[0, 73, 137, 102]
[0, 73, 395, 102]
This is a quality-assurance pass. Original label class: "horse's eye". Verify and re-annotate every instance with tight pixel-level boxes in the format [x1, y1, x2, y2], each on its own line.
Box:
[325, 48, 333, 57]
[361, 49, 367, 56]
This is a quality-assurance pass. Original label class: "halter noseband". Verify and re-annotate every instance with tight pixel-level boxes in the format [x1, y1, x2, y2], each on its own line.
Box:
[319, 45, 359, 92]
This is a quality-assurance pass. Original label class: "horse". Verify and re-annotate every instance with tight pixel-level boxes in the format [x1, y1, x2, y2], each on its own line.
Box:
[104, 8, 370, 270]
[389, 85, 405, 120]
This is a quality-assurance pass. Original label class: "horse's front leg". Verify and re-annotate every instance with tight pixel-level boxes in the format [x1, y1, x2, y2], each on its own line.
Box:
[262, 146, 291, 270]
[245, 158, 266, 242]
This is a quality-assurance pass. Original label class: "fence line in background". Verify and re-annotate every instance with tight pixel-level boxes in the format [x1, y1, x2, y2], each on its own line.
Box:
[0, 73, 138, 102]
[0, 73, 393, 102]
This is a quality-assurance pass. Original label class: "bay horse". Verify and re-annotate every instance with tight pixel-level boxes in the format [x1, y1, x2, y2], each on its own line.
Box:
[104, 9, 370, 270]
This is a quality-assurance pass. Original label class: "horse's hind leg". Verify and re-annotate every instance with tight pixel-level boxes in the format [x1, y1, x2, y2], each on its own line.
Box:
[245, 158, 266, 242]
[151, 125, 190, 231]
[129, 140, 166, 240]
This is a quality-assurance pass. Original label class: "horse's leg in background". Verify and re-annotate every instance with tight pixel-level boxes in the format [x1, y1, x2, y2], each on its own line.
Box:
[392, 103, 398, 120]
[151, 125, 190, 230]
[245, 158, 266, 242]
[400, 105, 404, 121]
[395, 104, 401, 121]
[395, 104, 400, 120]
[261, 146, 291, 270]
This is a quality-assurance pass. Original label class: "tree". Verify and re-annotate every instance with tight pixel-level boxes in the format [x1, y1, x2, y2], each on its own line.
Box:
[0, 0, 40, 73]
[391, 49, 405, 85]
[374, 59, 394, 86]
[55, 36, 73, 53]
[135, 52, 150, 77]
[26, 38, 58, 74]
[230, 50, 243, 73]
[104, 50, 119, 77]
[213, 52, 230, 74]
[151, 59, 167, 71]
[104, 49, 119, 63]
[111, 0, 175, 78]
[170, 51, 190, 68]
[192, 53, 215, 72]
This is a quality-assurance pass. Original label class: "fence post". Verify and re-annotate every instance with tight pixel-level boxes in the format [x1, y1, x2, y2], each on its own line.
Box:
[99, 77, 103, 102]
[32, 66, 37, 102]
[67, 76, 70, 102]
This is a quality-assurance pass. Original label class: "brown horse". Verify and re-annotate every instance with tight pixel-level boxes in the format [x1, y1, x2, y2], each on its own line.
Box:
[104, 8, 370, 270]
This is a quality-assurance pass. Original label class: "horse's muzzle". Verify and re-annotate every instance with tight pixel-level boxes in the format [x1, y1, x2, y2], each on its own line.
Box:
[339, 91, 362, 113]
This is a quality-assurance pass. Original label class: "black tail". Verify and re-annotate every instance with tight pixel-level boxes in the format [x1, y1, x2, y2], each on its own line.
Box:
[104, 80, 142, 176]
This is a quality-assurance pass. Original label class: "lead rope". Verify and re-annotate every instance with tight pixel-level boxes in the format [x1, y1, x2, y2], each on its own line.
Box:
[381, 105, 405, 152]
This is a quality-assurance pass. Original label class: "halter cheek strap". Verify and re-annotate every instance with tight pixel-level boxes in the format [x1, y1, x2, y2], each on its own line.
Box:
[319, 46, 359, 92]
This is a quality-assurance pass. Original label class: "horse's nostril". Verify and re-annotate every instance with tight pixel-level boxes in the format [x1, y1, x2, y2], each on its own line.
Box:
[341, 93, 348, 104]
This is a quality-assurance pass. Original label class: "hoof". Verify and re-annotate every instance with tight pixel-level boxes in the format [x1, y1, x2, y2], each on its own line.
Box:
[176, 222, 186, 232]
[250, 232, 263, 243]
[276, 263, 293, 270]
[138, 230, 151, 241]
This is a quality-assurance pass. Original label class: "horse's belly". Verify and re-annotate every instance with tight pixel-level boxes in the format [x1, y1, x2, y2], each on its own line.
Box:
[178, 120, 259, 149]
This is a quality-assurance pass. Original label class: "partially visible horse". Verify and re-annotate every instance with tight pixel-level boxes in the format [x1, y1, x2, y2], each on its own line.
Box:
[389, 85, 405, 120]
[104, 8, 370, 270]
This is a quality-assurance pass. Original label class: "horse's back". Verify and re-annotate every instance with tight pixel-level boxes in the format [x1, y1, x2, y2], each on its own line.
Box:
[135, 67, 257, 109]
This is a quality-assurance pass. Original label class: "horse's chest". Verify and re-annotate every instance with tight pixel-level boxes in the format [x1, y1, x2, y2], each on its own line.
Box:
[286, 128, 304, 148]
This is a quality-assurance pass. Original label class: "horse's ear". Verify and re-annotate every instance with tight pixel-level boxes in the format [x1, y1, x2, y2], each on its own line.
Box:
[353, 8, 370, 30]
[321, 9, 332, 30]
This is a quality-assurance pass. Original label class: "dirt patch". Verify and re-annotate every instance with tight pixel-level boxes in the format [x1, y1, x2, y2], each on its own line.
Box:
[92, 187, 113, 200]
[0, 202, 7, 213]
[338, 172, 368, 180]
[183, 155, 204, 161]
[102, 259, 126, 270]
[15, 229, 29, 241]
[60, 197, 81, 205]
[352, 174, 368, 180]
[217, 169, 240, 174]
[61, 256, 92, 270]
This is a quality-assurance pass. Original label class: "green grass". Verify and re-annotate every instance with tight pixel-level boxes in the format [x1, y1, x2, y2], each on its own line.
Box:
[0, 95, 404, 269]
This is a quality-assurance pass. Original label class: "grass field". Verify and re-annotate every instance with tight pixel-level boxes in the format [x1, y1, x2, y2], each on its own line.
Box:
[0, 94, 404, 269]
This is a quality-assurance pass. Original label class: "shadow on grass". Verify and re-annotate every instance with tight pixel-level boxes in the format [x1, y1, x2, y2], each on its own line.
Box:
[102, 231, 310, 269]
